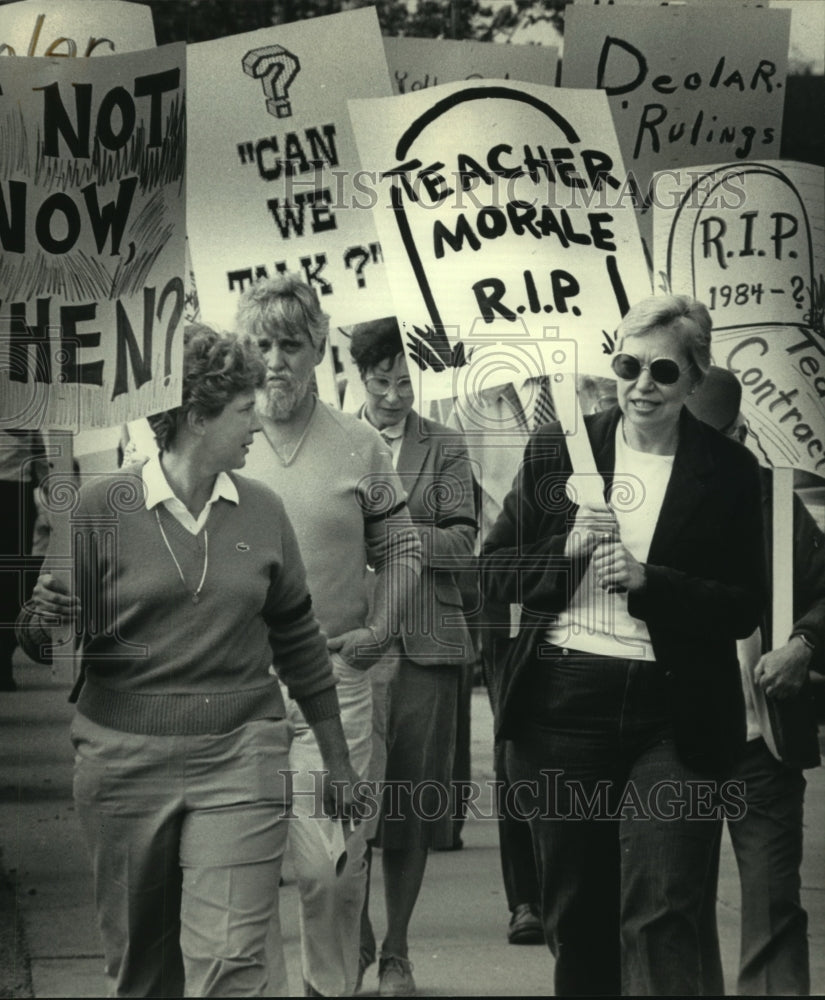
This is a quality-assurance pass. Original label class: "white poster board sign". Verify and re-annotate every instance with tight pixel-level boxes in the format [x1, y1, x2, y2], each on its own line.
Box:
[0, 44, 187, 430]
[186, 7, 395, 332]
[654, 161, 825, 477]
[0, 0, 155, 56]
[349, 81, 652, 405]
[562, 6, 790, 215]
[383, 37, 557, 95]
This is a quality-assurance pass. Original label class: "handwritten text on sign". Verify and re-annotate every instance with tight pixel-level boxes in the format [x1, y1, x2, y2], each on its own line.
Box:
[349, 81, 651, 400]
[0, 43, 186, 429]
[561, 5, 790, 204]
[186, 8, 395, 331]
[654, 161, 825, 476]
[0, 0, 155, 57]
[383, 36, 557, 96]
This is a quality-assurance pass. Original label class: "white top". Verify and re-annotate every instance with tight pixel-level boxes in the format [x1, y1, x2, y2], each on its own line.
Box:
[361, 411, 404, 469]
[142, 455, 238, 535]
[546, 422, 674, 660]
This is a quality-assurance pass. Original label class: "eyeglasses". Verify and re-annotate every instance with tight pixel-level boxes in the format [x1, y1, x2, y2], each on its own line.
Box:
[610, 353, 687, 386]
[364, 375, 415, 399]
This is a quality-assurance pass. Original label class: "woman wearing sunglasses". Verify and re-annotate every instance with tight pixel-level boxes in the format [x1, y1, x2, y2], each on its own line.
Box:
[481, 294, 767, 996]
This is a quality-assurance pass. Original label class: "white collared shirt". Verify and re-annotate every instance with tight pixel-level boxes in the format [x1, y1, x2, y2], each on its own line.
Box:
[142, 455, 238, 534]
[359, 409, 405, 469]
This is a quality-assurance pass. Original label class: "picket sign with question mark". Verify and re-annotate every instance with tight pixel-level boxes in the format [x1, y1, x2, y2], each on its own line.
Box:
[242, 44, 301, 119]
[343, 243, 383, 288]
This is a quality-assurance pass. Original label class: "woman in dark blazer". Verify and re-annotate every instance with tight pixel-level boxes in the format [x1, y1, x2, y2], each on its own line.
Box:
[348, 318, 478, 995]
[481, 294, 767, 996]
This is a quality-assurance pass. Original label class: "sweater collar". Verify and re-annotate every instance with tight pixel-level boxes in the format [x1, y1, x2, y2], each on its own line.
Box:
[142, 455, 238, 515]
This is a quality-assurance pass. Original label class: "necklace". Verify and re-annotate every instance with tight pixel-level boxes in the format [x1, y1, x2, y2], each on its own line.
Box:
[155, 510, 208, 604]
[261, 399, 316, 467]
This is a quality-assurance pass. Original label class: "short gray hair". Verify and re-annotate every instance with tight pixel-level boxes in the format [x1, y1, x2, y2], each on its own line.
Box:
[236, 273, 329, 350]
[617, 293, 712, 385]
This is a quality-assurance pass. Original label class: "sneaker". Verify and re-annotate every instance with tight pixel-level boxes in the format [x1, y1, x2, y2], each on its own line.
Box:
[507, 903, 544, 945]
[378, 953, 416, 997]
[355, 950, 374, 994]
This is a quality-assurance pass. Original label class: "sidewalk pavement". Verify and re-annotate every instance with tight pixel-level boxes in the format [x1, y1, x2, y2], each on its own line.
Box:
[2, 656, 824, 997]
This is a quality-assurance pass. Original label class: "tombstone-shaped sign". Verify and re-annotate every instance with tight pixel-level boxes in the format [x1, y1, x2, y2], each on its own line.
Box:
[655, 161, 825, 477]
[349, 80, 652, 405]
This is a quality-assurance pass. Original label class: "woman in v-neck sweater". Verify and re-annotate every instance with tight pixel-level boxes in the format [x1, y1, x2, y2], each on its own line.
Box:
[16, 324, 357, 998]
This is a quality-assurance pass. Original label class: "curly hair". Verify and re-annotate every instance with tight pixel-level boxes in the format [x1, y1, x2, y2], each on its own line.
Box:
[147, 323, 266, 452]
[348, 317, 404, 375]
[235, 272, 329, 350]
[617, 294, 712, 386]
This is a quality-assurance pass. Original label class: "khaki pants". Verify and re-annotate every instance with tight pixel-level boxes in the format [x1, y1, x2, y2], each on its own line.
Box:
[272, 654, 374, 997]
[71, 713, 291, 998]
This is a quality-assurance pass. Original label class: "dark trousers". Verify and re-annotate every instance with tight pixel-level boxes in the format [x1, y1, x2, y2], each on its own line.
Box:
[730, 738, 809, 995]
[493, 736, 541, 911]
[450, 655, 475, 845]
[506, 650, 723, 997]
[482, 633, 541, 911]
[0, 479, 38, 677]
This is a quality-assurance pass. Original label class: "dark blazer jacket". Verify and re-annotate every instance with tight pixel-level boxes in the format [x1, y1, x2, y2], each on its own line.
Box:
[395, 410, 478, 666]
[480, 405, 768, 776]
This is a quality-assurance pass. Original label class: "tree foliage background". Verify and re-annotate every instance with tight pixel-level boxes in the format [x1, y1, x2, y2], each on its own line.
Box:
[144, 0, 566, 45]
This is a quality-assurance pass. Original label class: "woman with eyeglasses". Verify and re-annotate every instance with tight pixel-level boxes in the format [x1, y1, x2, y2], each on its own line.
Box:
[348, 318, 478, 995]
[481, 294, 767, 996]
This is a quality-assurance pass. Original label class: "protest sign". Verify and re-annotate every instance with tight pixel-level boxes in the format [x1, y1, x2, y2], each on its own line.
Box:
[0, 43, 187, 430]
[383, 37, 557, 95]
[561, 5, 790, 218]
[186, 7, 394, 332]
[654, 160, 825, 477]
[348, 80, 651, 406]
[578, 0, 753, 5]
[0, 0, 155, 57]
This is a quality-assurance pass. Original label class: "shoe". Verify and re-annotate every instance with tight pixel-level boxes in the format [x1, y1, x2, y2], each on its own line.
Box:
[355, 949, 374, 994]
[433, 835, 463, 852]
[507, 903, 544, 945]
[378, 953, 416, 997]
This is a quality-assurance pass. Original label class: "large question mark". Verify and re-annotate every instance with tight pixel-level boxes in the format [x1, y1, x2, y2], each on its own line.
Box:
[242, 45, 301, 119]
[344, 243, 382, 289]
[344, 245, 370, 288]
[790, 275, 805, 310]
[158, 275, 184, 383]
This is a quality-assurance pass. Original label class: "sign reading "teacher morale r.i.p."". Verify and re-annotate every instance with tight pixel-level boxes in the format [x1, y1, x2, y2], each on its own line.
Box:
[349, 81, 652, 403]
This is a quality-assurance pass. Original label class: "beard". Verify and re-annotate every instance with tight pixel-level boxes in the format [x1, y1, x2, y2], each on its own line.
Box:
[260, 373, 313, 422]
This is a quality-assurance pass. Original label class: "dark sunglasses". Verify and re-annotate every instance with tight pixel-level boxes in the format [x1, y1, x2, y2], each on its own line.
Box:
[610, 353, 686, 386]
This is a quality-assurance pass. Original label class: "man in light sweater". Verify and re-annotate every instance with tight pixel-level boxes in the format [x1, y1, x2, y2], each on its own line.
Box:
[237, 274, 421, 997]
